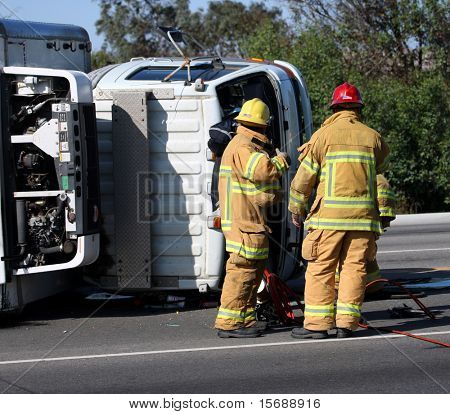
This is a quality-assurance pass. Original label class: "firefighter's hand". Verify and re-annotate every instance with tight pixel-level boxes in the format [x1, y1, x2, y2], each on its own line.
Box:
[275, 148, 291, 167]
[291, 213, 304, 228]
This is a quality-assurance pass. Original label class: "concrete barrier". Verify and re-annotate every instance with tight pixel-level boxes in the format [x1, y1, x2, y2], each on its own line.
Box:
[392, 212, 450, 226]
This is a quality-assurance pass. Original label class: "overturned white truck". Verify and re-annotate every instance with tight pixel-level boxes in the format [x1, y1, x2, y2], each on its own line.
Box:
[0, 20, 100, 312]
[89, 52, 312, 292]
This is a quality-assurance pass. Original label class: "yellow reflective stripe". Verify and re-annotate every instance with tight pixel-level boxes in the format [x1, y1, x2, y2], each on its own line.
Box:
[304, 303, 335, 317]
[217, 308, 245, 322]
[319, 169, 326, 182]
[221, 175, 232, 230]
[290, 191, 305, 203]
[289, 195, 307, 208]
[217, 307, 256, 322]
[379, 207, 395, 217]
[336, 302, 361, 317]
[326, 151, 375, 158]
[300, 155, 319, 174]
[243, 308, 256, 322]
[306, 217, 382, 233]
[326, 152, 375, 164]
[324, 198, 375, 208]
[219, 165, 232, 176]
[326, 162, 333, 197]
[378, 189, 396, 200]
[220, 166, 232, 231]
[221, 219, 232, 231]
[326, 196, 373, 202]
[244, 152, 265, 180]
[368, 164, 375, 199]
[226, 240, 269, 259]
[271, 156, 286, 173]
[232, 180, 281, 195]
[289, 191, 307, 208]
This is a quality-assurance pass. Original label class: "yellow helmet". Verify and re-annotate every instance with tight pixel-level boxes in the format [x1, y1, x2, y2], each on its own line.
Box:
[235, 98, 270, 127]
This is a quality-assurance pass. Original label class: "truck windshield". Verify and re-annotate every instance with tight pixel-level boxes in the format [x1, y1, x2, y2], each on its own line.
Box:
[127, 64, 244, 82]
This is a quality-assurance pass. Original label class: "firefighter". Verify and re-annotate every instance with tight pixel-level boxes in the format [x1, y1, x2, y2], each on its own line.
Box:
[335, 174, 396, 294]
[289, 82, 390, 339]
[215, 98, 290, 338]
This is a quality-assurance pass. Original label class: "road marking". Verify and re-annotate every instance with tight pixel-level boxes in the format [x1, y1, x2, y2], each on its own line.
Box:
[378, 247, 450, 254]
[1, 330, 449, 366]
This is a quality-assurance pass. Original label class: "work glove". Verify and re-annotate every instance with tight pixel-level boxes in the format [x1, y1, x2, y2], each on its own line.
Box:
[291, 213, 304, 228]
[275, 148, 291, 167]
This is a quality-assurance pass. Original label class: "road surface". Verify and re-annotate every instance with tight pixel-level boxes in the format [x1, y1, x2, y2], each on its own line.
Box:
[0, 215, 449, 394]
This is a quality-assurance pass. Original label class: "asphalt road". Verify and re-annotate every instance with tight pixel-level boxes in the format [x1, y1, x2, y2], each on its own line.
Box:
[0, 216, 449, 394]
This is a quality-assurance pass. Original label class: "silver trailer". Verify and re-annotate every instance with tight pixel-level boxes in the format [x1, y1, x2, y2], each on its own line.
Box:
[0, 19, 91, 72]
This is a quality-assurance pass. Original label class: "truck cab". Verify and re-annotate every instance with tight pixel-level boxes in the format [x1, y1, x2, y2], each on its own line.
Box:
[89, 57, 312, 292]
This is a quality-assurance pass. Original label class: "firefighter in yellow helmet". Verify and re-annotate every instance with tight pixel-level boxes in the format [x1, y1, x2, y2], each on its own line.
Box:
[335, 174, 396, 294]
[215, 98, 290, 338]
[289, 82, 390, 339]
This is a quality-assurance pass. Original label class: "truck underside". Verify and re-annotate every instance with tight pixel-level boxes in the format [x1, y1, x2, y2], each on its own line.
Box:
[0, 69, 100, 311]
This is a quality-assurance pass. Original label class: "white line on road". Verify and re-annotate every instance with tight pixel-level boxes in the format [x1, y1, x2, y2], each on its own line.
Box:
[1, 330, 449, 366]
[378, 248, 450, 254]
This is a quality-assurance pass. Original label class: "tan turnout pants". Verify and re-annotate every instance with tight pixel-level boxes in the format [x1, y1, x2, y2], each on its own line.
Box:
[303, 229, 376, 331]
[215, 253, 265, 331]
[335, 259, 384, 294]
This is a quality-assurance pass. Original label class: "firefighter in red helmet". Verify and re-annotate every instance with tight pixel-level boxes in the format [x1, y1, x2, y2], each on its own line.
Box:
[289, 82, 391, 339]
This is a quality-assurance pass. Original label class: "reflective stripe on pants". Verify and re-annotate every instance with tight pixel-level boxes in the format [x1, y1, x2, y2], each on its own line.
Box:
[215, 253, 265, 330]
[304, 230, 376, 331]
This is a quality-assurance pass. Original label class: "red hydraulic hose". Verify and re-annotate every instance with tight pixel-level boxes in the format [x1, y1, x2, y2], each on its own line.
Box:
[264, 270, 450, 348]
[366, 278, 436, 319]
[263, 269, 303, 325]
[358, 321, 450, 348]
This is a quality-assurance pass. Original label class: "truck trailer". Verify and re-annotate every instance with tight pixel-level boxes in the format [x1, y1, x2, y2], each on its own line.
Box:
[0, 19, 100, 312]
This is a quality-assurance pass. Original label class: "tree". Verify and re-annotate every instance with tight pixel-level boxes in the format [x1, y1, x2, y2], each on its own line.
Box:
[247, 3, 450, 212]
[95, 0, 285, 60]
[288, 0, 449, 78]
[362, 74, 449, 212]
[95, 0, 187, 61]
[196, 1, 286, 57]
[91, 50, 118, 70]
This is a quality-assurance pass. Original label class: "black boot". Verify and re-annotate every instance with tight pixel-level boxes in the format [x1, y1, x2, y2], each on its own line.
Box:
[291, 327, 329, 339]
[336, 328, 353, 338]
[251, 321, 269, 331]
[217, 326, 262, 338]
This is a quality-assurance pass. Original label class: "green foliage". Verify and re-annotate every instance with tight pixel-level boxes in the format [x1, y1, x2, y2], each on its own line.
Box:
[91, 50, 118, 70]
[94, 0, 449, 212]
[246, 1, 449, 212]
[362, 74, 449, 212]
[95, 0, 284, 60]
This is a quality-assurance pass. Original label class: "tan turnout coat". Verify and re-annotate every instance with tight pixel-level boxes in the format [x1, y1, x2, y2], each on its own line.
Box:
[289, 110, 390, 233]
[219, 126, 288, 260]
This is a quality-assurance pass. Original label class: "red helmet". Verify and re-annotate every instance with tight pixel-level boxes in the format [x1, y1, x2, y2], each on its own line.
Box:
[330, 82, 363, 108]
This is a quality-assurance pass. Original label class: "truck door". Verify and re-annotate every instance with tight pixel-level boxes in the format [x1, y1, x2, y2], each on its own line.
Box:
[274, 61, 313, 280]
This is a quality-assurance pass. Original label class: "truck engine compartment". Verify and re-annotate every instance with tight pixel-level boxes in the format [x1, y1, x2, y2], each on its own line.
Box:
[0, 73, 92, 271]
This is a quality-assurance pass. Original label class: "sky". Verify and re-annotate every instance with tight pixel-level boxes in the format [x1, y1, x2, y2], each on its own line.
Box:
[0, 0, 283, 51]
